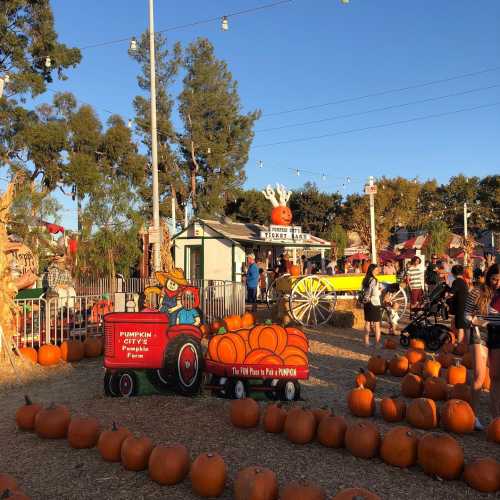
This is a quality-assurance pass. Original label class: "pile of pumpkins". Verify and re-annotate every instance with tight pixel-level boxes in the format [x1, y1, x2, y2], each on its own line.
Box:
[13, 396, 369, 500]
[17, 336, 104, 367]
[230, 397, 500, 494]
[206, 314, 308, 367]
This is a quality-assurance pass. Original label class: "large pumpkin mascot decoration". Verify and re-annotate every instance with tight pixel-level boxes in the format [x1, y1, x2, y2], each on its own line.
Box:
[262, 184, 293, 226]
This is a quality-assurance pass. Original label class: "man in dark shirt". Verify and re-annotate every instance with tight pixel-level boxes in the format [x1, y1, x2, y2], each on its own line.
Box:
[450, 265, 468, 344]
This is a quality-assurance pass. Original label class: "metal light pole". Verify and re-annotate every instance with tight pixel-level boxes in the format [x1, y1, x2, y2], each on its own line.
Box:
[463, 201, 469, 267]
[148, 0, 161, 272]
[365, 176, 378, 264]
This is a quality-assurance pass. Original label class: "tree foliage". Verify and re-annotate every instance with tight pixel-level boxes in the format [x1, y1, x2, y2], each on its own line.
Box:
[224, 189, 270, 225]
[425, 220, 452, 258]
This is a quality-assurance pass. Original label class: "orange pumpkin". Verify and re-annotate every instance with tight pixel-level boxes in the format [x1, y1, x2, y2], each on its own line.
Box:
[483, 367, 491, 390]
[234, 466, 278, 500]
[281, 481, 326, 500]
[447, 383, 472, 403]
[224, 314, 242, 332]
[60, 339, 85, 362]
[410, 339, 425, 350]
[388, 355, 409, 377]
[367, 355, 387, 375]
[271, 205, 292, 226]
[405, 349, 425, 365]
[121, 436, 154, 471]
[447, 359, 467, 385]
[317, 415, 347, 448]
[333, 488, 380, 500]
[240, 312, 255, 329]
[284, 407, 316, 444]
[355, 368, 376, 391]
[285, 327, 309, 352]
[380, 397, 406, 423]
[230, 398, 260, 428]
[15, 395, 42, 431]
[235, 328, 250, 344]
[199, 324, 210, 338]
[487, 417, 500, 443]
[380, 426, 419, 468]
[423, 376, 447, 401]
[213, 333, 247, 364]
[67, 417, 101, 448]
[345, 421, 381, 459]
[406, 398, 438, 430]
[401, 373, 423, 398]
[83, 337, 103, 358]
[441, 342, 455, 354]
[417, 433, 464, 480]
[281, 346, 308, 366]
[347, 386, 374, 417]
[148, 444, 190, 486]
[289, 265, 301, 277]
[437, 352, 454, 369]
[423, 356, 441, 378]
[190, 452, 227, 498]
[249, 322, 288, 355]
[38, 344, 61, 366]
[409, 361, 424, 376]
[463, 458, 500, 493]
[18, 347, 37, 364]
[0, 474, 18, 492]
[263, 403, 287, 434]
[244, 349, 275, 364]
[440, 399, 475, 434]
[259, 354, 284, 366]
[383, 338, 397, 350]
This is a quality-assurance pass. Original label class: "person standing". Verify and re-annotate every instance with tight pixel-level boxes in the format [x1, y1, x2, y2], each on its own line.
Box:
[361, 264, 382, 347]
[407, 256, 425, 311]
[465, 263, 500, 427]
[449, 265, 468, 344]
[425, 257, 440, 295]
[245, 253, 259, 314]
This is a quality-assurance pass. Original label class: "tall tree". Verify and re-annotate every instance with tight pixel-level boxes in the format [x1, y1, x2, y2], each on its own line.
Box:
[425, 220, 452, 258]
[327, 223, 348, 260]
[224, 189, 270, 225]
[178, 38, 260, 216]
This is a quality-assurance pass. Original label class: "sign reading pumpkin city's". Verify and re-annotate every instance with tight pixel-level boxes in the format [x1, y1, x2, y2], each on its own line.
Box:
[260, 183, 310, 242]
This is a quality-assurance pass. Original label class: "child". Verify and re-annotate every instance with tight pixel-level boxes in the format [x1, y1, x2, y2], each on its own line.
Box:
[384, 292, 401, 335]
[176, 287, 201, 327]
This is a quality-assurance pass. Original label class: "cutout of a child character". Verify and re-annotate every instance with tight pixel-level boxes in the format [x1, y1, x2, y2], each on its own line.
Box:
[176, 287, 201, 326]
[155, 268, 188, 325]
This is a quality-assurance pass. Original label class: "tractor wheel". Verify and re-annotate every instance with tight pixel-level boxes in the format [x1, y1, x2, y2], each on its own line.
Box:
[117, 370, 138, 397]
[104, 370, 120, 397]
[226, 378, 248, 400]
[164, 335, 203, 396]
[277, 380, 300, 402]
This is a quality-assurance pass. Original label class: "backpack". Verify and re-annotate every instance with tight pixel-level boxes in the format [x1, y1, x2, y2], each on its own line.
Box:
[357, 281, 371, 306]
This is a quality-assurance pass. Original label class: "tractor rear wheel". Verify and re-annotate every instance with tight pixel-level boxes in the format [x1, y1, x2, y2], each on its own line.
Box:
[163, 335, 203, 396]
[104, 370, 120, 397]
[117, 370, 138, 397]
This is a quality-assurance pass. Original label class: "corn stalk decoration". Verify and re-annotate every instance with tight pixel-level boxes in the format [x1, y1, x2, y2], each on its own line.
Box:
[160, 221, 173, 272]
[0, 180, 20, 359]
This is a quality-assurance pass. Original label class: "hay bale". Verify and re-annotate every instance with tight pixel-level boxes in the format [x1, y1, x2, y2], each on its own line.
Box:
[332, 299, 365, 330]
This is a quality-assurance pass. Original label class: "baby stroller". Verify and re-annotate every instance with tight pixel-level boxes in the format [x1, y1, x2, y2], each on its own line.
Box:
[400, 282, 453, 352]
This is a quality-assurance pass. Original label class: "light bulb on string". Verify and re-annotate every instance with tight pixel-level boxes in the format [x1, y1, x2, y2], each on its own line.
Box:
[346, 176, 351, 183]
[129, 37, 138, 52]
[221, 16, 229, 31]
[295, 169, 300, 176]
[45, 56, 51, 68]
[321, 174, 326, 181]
[257, 160, 263, 169]
[207, 147, 211, 154]
[127, 119, 133, 129]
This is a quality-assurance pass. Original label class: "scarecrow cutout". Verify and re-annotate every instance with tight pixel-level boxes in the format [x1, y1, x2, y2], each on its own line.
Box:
[262, 183, 293, 226]
[145, 268, 202, 326]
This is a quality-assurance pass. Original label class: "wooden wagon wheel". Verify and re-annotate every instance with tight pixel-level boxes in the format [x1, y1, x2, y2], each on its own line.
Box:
[266, 273, 290, 309]
[288, 276, 337, 327]
[381, 285, 408, 329]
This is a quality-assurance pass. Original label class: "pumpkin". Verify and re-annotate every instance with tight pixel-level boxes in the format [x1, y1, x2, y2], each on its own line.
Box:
[225, 314, 243, 332]
[355, 368, 376, 391]
[440, 399, 475, 434]
[317, 415, 347, 448]
[230, 398, 260, 428]
[406, 349, 426, 365]
[345, 421, 380, 459]
[463, 458, 500, 493]
[285, 327, 309, 352]
[0, 490, 30, 500]
[417, 433, 464, 480]
[83, 337, 103, 358]
[312, 407, 332, 425]
[121, 436, 153, 471]
[447, 359, 467, 385]
[263, 404, 287, 433]
[67, 417, 100, 448]
[437, 352, 454, 369]
[441, 342, 455, 354]
[447, 383, 472, 403]
[423, 376, 447, 401]
[280, 480, 326, 500]
[211, 333, 247, 364]
[367, 355, 387, 375]
[406, 398, 438, 430]
[15, 395, 41, 431]
[409, 362, 424, 376]
[271, 205, 293, 226]
[383, 338, 396, 350]
[487, 417, 500, 443]
[454, 342, 468, 356]
[249, 322, 288, 355]
[34, 403, 71, 439]
[284, 407, 316, 444]
[423, 356, 441, 378]
[347, 385, 374, 417]
[410, 338, 425, 350]
[388, 355, 409, 377]
[244, 349, 276, 365]
[149, 444, 190, 485]
[380, 396, 406, 423]
[281, 346, 308, 366]
[190, 452, 227, 497]
[462, 351, 473, 369]
[332, 488, 381, 500]
[18, 347, 37, 364]
[37, 344, 61, 366]
[0, 475, 17, 492]
[380, 426, 419, 468]
[240, 312, 255, 328]
[233, 466, 278, 500]
[211, 319, 227, 334]
[289, 265, 301, 277]
[97, 422, 132, 462]
[60, 339, 85, 362]
[401, 373, 423, 398]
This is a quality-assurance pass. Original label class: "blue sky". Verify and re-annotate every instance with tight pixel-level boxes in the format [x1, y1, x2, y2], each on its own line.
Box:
[6, 0, 500, 229]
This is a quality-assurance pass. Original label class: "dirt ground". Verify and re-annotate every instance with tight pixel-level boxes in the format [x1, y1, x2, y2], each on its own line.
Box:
[0, 326, 498, 499]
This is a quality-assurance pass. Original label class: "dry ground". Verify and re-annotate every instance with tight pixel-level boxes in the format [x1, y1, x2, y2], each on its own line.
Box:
[0, 326, 498, 499]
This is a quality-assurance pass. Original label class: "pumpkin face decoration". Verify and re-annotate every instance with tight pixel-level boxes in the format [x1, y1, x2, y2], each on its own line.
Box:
[15, 395, 42, 431]
[417, 432, 464, 480]
[97, 423, 132, 462]
[284, 407, 316, 444]
[380, 426, 419, 468]
[271, 206, 292, 226]
[149, 444, 190, 486]
[34, 404, 71, 439]
[345, 421, 381, 459]
[190, 452, 227, 498]
[233, 466, 278, 500]
[67, 417, 100, 449]
[230, 399, 260, 429]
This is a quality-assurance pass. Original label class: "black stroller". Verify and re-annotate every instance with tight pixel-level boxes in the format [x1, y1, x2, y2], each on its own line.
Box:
[400, 283, 453, 352]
